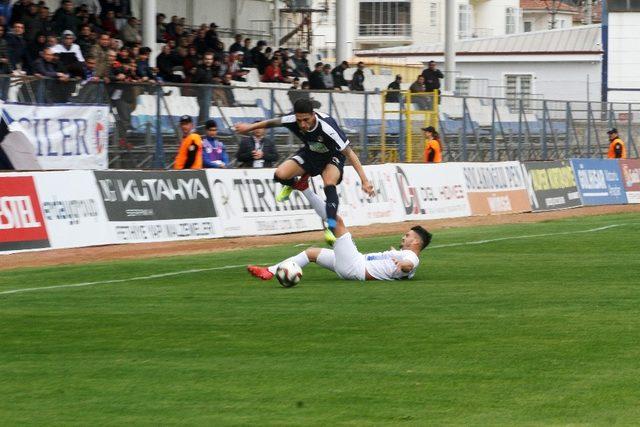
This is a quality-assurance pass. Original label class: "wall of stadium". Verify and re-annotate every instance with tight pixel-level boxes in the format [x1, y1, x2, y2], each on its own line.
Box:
[0, 160, 635, 254]
[607, 12, 640, 103]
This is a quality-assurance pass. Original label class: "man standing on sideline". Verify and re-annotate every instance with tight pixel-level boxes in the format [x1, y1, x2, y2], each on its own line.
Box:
[201, 120, 229, 168]
[174, 115, 203, 169]
[236, 124, 279, 168]
[607, 128, 626, 159]
[421, 61, 444, 102]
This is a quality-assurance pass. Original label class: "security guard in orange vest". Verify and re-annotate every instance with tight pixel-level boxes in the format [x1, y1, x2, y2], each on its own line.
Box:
[422, 126, 442, 163]
[174, 115, 203, 169]
[607, 128, 626, 159]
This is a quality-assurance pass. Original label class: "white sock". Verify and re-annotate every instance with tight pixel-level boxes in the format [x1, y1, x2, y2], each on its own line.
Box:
[268, 251, 310, 274]
[302, 188, 327, 220]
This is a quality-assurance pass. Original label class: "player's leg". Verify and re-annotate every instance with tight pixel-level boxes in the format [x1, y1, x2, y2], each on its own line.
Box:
[332, 216, 366, 280]
[274, 159, 306, 202]
[321, 163, 341, 234]
[247, 247, 336, 280]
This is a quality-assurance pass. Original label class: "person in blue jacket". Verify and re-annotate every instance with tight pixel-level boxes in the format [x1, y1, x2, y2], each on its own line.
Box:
[202, 119, 229, 168]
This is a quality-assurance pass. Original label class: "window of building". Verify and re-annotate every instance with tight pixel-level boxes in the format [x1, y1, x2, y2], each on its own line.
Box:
[359, 1, 411, 37]
[506, 74, 533, 109]
[608, 0, 640, 12]
[458, 4, 472, 38]
[506, 7, 519, 34]
[455, 78, 471, 96]
[430, 2, 438, 27]
[523, 21, 532, 32]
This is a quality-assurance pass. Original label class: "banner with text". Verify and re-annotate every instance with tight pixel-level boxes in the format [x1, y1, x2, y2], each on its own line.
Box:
[461, 162, 532, 215]
[94, 170, 222, 243]
[311, 165, 405, 226]
[33, 170, 111, 249]
[3, 104, 109, 170]
[206, 168, 323, 236]
[619, 159, 640, 204]
[570, 159, 628, 205]
[522, 161, 582, 211]
[0, 173, 50, 252]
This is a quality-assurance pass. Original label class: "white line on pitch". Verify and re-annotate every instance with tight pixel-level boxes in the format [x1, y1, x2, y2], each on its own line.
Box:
[0, 223, 627, 297]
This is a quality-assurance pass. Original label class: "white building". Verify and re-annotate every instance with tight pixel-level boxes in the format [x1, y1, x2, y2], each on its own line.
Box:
[312, 0, 522, 61]
[606, 0, 640, 103]
[521, 0, 579, 32]
[355, 25, 602, 102]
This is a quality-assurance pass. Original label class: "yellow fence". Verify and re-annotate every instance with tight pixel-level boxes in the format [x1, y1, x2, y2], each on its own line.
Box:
[380, 90, 439, 163]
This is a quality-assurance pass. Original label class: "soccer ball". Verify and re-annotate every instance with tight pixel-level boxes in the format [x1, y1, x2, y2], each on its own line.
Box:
[275, 261, 303, 288]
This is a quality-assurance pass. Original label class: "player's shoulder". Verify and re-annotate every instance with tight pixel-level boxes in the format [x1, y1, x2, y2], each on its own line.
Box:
[401, 249, 420, 264]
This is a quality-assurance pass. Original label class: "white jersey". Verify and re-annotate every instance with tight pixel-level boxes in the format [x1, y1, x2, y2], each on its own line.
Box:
[364, 249, 420, 281]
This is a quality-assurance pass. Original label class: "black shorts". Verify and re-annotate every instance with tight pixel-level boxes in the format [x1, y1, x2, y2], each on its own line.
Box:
[291, 148, 345, 183]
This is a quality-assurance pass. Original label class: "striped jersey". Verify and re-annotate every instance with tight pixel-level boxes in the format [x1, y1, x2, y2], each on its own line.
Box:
[280, 111, 350, 155]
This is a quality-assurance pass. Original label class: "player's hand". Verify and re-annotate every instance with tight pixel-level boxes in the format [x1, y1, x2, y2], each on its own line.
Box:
[234, 123, 252, 134]
[361, 180, 375, 197]
[392, 258, 403, 272]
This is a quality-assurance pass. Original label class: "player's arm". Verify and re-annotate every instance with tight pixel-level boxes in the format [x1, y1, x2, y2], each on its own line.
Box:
[341, 146, 374, 196]
[393, 258, 415, 273]
[234, 118, 282, 134]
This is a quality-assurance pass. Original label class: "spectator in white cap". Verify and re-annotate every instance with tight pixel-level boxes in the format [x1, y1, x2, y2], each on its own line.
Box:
[51, 30, 85, 76]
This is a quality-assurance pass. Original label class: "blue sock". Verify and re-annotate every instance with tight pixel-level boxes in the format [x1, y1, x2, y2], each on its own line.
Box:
[324, 185, 338, 231]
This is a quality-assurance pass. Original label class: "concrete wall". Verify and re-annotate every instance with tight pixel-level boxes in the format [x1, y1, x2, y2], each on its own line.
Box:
[607, 12, 640, 103]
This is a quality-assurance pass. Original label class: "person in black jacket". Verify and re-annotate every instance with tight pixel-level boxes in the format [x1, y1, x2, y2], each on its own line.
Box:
[421, 60, 444, 102]
[308, 62, 325, 90]
[193, 51, 221, 126]
[331, 60, 349, 88]
[349, 62, 365, 91]
[236, 126, 279, 168]
[385, 74, 402, 103]
[250, 40, 268, 75]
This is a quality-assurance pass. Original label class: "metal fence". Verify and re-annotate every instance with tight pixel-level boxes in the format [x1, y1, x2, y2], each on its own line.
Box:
[1, 75, 638, 169]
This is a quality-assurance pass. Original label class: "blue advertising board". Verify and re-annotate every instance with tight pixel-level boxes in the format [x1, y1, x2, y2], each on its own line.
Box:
[570, 159, 628, 205]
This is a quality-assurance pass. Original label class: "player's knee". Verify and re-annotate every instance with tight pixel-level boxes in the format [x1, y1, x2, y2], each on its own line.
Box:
[305, 247, 321, 262]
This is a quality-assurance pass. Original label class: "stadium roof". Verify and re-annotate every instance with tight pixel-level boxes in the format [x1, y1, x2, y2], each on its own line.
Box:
[355, 24, 602, 57]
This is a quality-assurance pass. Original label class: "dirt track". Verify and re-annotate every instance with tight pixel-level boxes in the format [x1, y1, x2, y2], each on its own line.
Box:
[2, 205, 639, 271]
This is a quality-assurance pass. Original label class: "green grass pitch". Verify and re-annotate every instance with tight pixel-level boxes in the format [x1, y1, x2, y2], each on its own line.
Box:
[1, 212, 639, 425]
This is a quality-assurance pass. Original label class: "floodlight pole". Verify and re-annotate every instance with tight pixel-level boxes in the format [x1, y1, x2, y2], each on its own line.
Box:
[444, 0, 456, 92]
[336, 0, 353, 63]
[142, 0, 157, 66]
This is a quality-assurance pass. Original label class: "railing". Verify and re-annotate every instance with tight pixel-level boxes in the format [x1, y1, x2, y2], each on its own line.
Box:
[357, 23, 412, 37]
[1, 75, 638, 169]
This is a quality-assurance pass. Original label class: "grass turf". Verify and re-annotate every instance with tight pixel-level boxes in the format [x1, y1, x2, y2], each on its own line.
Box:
[1, 212, 639, 425]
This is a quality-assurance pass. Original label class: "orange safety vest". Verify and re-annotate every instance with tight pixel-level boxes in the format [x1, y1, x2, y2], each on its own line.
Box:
[424, 139, 442, 163]
[174, 132, 203, 169]
[607, 138, 626, 159]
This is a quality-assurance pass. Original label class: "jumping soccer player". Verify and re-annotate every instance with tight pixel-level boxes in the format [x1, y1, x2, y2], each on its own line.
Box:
[247, 176, 432, 281]
[234, 99, 374, 245]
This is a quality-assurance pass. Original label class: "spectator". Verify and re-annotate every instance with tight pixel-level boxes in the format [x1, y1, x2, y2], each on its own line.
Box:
[236, 125, 278, 168]
[422, 126, 442, 163]
[193, 28, 207, 56]
[331, 60, 349, 88]
[74, 55, 104, 103]
[607, 128, 626, 159]
[0, 24, 12, 100]
[174, 115, 203, 169]
[421, 60, 443, 99]
[322, 63, 334, 89]
[109, 54, 137, 135]
[120, 16, 140, 47]
[409, 75, 430, 110]
[27, 31, 46, 67]
[156, 43, 181, 82]
[21, 2, 39, 42]
[51, 30, 85, 71]
[250, 40, 268, 74]
[136, 46, 155, 81]
[183, 45, 200, 77]
[262, 56, 289, 83]
[156, 13, 166, 42]
[227, 51, 247, 81]
[33, 47, 70, 102]
[100, 10, 117, 36]
[89, 32, 111, 78]
[6, 21, 29, 72]
[385, 74, 402, 103]
[349, 61, 365, 91]
[193, 51, 220, 124]
[165, 15, 178, 38]
[291, 48, 309, 77]
[214, 73, 236, 106]
[76, 24, 94, 58]
[53, 0, 79, 34]
[35, 6, 54, 36]
[241, 38, 253, 66]
[229, 34, 243, 54]
[201, 120, 229, 168]
[308, 61, 325, 90]
[10, 0, 31, 26]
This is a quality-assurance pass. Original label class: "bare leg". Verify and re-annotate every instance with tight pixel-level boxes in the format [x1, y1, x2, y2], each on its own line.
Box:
[274, 159, 306, 186]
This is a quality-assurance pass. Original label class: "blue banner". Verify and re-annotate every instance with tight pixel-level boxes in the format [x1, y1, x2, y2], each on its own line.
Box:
[570, 159, 628, 205]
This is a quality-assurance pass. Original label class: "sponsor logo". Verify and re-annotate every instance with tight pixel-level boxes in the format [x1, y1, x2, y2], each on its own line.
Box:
[395, 166, 465, 215]
[621, 163, 640, 187]
[308, 141, 330, 153]
[463, 165, 525, 191]
[0, 176, 50, 251]
[41, 198, 100, 226]
[231, 176, 312, 213]
[529, 166, 576, 191]
[97, 177, 210, 202]
[488, 195, 512, 213]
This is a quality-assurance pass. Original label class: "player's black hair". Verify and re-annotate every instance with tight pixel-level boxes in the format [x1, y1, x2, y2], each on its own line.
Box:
[293, 99, 314, 114]
[411, 225, 432, 250]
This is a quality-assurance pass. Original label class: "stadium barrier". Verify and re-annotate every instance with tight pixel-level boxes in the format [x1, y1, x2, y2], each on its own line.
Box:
[0, 160, 636, 255]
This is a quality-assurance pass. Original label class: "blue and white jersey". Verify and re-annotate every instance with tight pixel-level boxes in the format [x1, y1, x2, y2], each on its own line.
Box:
[281, 111, 350, 155]
[364, 250, 420, 280]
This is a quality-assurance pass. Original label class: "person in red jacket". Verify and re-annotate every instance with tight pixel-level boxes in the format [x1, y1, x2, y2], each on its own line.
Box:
[261, 56, 291, 83]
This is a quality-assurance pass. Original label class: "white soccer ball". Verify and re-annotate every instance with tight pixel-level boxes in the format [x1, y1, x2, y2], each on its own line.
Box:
[275, 260, 303, 288]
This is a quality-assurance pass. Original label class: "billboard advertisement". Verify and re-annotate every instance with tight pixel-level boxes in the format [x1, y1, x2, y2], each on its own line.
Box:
[619, 159, 640, 203]
[570, 159, 628, 205]
[461, 162, 532, 215]
[522, 161, 582, 211]
[0, 174, 50, 252]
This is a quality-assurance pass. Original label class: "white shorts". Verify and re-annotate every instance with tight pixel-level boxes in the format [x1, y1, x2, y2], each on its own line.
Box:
[333, 232, 366, 281]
